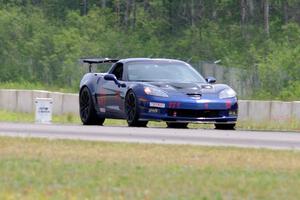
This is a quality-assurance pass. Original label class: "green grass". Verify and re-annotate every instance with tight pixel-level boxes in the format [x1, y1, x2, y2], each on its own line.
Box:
[1, 109, 299, 131]
[0, 81, 76, 93]
[238, 119, 300, 132]
[0, 137, 300, 199]
[0, 110, 81, 124]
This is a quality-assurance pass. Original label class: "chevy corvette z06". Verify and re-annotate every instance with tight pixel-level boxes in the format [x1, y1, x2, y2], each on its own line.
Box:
[79, 58, 238, 129]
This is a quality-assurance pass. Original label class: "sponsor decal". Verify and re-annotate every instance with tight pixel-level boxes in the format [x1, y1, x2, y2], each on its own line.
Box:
[204, 103, 209, 109]
[115, 91, 121, 102]
[139, 97, 148, 102]
[107, 105, 120, 110]
[148, 108, 159, 113]
[168, 102, 181, 109]
[98, 87, 106, 106]
[149, 102, 165, 108]
[225, 100, 231, 109]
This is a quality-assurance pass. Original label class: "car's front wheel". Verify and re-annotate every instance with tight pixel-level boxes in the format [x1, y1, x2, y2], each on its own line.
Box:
[125, 90, 148, 127]
[214, 123, 236, 130]
[166, 122, 188, 129]
[80, 87, 105, 125]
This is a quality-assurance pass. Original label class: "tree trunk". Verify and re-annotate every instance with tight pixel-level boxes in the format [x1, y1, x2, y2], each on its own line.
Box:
[125, 0, 132, 26]
[247, 0, 254, 17]
[115, 0, 120, 24]
[101, 0, 106, 8]
[191, 0, 195, 26]
[143, 0, 150, 12]
[197, 0, 204, 21]
[240, 0, 247, 38]
[241, 0, 246, 26]
[132, 0, 136, 28]
[80, 0, 88, 16]
[263, 0, 270, 36]
[283, 0, 289, 24]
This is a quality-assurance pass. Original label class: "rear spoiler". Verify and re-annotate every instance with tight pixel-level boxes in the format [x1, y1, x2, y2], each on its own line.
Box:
[82, 58, 119, 72]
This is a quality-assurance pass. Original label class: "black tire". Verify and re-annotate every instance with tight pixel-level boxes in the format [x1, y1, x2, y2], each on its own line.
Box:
[166, 122, 188, 129]
[125, 90, 148, 127]
[214, 123, 236, 130]
[80, 87, 105, 125]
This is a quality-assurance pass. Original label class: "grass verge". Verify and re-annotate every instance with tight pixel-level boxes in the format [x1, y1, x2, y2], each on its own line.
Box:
[238, 119, 300, 132]
[1, 109, 299, 131]
[0, 110, 81, 124]
[0, 81, 76, 93]
[0, 137, 300, 199]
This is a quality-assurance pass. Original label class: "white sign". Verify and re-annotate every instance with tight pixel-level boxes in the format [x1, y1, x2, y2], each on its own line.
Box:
[35, 98, 53, 124]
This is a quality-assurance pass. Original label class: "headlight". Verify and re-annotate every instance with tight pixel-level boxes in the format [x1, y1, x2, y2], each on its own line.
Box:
[219, 88, 236, 99]
[144, 87, 168, 97]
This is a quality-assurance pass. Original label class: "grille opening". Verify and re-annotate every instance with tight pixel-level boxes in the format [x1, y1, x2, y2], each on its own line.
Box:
[167, 109, 224, 118]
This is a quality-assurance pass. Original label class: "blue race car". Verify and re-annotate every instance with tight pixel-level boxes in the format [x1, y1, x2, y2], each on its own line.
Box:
[79, 58, 238, 129]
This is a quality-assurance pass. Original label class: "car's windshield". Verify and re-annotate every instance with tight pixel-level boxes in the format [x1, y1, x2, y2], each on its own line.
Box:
[127, 61, 206, 83]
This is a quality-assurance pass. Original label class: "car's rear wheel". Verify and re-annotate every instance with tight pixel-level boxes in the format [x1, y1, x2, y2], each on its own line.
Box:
[214, 123, 236, 130]
[166, 122, 188, 129]
[125, 90, 148, 127]
[80, 87, 105, 125]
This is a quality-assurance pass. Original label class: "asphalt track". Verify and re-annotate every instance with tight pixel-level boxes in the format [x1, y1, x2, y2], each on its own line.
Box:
[0, 122, 300, 150]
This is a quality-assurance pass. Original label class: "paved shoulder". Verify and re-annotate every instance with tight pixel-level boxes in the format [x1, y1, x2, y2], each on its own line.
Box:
[0, 122, 300, 150]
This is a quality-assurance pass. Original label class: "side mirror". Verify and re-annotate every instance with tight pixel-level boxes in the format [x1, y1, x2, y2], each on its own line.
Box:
[104, 74, 117, 81]
[104, 74, 126, 88]
[205, 76, 216, 84]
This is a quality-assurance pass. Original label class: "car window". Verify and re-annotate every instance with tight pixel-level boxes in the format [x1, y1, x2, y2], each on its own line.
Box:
[111, 63, 123, 80]
[127, 61, 206, 83]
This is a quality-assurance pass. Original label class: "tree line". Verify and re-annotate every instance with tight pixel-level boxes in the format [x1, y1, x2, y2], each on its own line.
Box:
[0, 0, 299, 99]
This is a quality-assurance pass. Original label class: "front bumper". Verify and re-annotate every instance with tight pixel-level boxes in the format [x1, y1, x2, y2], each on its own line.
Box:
[138, 96, 238, 124]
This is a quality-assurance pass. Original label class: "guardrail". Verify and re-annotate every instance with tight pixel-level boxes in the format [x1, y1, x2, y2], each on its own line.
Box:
[0, 89, 299, 122]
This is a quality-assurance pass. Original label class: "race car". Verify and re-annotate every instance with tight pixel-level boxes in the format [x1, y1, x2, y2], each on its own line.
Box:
[79, 58, 238, 129]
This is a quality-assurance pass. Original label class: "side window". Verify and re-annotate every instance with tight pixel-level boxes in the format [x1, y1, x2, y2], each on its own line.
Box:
[111, 63, 123, 80]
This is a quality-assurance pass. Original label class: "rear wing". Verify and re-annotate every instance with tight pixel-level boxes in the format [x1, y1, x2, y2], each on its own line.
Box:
[82, 58, 119, 72]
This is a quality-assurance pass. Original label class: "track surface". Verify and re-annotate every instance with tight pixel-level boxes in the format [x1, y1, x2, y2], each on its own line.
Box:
[0, 122, 300, 150]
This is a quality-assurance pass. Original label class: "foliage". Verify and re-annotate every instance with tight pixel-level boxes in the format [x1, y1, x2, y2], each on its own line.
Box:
[0, 1, 299, 99]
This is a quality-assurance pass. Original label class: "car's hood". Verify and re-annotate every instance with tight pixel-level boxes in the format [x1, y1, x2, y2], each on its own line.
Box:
[145, 82, 222, 95]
